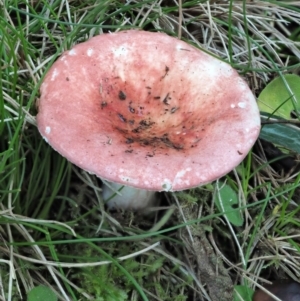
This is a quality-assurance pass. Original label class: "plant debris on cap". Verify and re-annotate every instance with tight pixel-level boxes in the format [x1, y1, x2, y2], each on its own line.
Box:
[37, 30, 261, 191]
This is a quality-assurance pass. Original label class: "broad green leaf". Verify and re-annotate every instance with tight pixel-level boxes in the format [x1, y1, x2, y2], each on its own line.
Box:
[233, 285, 254, 301]
[259, 123, 300, 154]
[27, 286, 57, 301]
[258, 74, 300, 119]
[214, 183, 243, 226]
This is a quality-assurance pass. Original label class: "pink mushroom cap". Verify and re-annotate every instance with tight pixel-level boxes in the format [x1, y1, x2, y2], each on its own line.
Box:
[37, 30, 261, 191]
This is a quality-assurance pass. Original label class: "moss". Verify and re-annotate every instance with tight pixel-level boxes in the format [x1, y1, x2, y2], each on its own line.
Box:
[70, 241, 191, 300]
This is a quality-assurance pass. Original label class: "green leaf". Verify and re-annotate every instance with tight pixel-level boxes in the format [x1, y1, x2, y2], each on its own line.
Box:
[258, 74, 300, 119]
[259, 122, 300, 154]
[233, 285, 254, 301]
[214, 183, 243, 226]
[27, 286, 57, 301]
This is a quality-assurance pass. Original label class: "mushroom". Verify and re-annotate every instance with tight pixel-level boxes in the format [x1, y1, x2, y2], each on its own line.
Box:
[36, 30, 261, 210]
[253, 280, 300, 301]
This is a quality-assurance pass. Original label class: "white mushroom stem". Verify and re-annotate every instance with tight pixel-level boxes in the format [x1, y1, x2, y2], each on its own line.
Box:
[102, 181, 156, 210]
